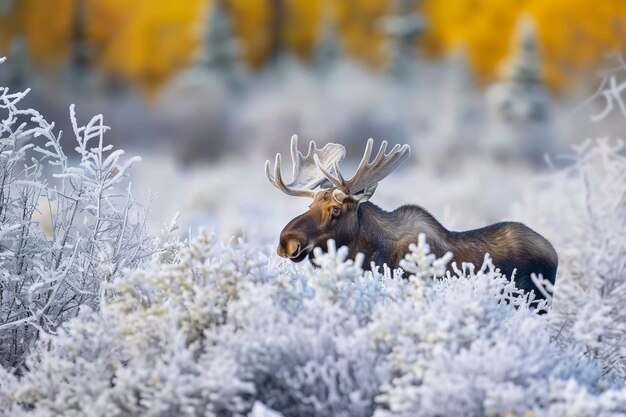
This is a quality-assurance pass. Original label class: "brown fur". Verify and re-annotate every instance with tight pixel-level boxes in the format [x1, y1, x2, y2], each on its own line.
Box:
[277, 192, 558, 300]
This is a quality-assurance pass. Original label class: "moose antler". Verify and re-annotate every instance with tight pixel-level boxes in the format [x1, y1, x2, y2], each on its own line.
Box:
[314, 138, 410, 196]
[265, 135, 346, 198]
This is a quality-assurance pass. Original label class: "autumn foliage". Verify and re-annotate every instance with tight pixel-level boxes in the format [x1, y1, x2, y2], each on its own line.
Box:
[1, 0, 625, 91]
[422, 0, 626, 89]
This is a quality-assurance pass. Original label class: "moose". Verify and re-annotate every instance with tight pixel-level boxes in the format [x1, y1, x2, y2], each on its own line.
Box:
[266, 136, 558, 299]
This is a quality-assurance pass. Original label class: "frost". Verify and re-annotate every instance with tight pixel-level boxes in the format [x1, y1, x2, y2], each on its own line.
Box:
[248, 402, 285, 417]
[0, 62, 166, 369]
[515, 138, 626, 379]
[3, 60, 626, 417]
[399, 233, 453, 281]
[2, 223, 626, 416]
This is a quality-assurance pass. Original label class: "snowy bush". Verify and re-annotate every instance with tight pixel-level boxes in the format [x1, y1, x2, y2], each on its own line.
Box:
[512, 63, 626, 380]
[4, 58, 626, 417]
[514, 138, 626, 379]
[0, 59, 164, 370]
[2, 226, 626, 416]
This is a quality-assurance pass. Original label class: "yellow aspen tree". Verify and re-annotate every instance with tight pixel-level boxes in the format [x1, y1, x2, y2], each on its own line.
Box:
[525, 0, 626, 89]
[1, 0, 75, 67]
[420, 0, 526, 84]
[228, 0, 273, 69]
[284, 0, 322, 61]
[98, 0, 204, 93]
[334, 0, 391, 69]
[420, 0, 626, 90]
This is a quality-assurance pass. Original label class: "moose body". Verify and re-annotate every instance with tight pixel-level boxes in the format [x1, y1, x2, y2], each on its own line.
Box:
[267, 136, 558, 300]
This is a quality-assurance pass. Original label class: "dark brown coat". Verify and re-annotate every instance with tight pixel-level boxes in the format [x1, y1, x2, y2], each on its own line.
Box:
[278, 191, 557, 300]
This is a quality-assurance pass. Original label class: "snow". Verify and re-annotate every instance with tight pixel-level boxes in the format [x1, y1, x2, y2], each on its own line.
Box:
[3, 57, 626, 416]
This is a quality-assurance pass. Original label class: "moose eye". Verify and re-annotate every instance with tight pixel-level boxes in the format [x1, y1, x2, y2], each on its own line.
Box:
[331, 207, 341, 217]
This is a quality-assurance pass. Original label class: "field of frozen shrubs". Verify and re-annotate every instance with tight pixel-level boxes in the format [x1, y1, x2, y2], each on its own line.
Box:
[3, 58, 626, 416]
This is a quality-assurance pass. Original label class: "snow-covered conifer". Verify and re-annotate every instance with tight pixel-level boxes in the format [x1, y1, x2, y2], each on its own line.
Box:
[312, 11, 342, 76]
[485, 16, 555, 164]
[198, 0, 246, 93]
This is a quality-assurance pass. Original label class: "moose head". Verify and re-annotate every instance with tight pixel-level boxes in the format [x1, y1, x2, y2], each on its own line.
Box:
[265, 135, 410, 262]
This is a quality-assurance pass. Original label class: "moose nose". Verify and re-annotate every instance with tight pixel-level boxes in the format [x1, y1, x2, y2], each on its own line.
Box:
[277, 233, 308, 259]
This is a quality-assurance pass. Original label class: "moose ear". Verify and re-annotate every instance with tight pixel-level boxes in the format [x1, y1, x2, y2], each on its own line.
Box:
[351, 183, 378, 203]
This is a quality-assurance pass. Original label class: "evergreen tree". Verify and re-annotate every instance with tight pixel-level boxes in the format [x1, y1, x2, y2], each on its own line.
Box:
[0, 0, 15, 16]
[198, 0, 245, 93]
[1, 35, 28, 90]
[65, 0, 96, 92]
[434, 46, 482, 163]
[484, 16, 555, 164]
[312, 10, 342, 76]
[380, 0, 424, 82]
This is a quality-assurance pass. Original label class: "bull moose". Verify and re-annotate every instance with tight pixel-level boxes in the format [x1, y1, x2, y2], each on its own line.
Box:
[266, 136, 558, 300]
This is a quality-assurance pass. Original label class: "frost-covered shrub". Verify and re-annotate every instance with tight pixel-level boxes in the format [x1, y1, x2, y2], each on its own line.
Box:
[372, 257, 599, 417]
[3, 229, 626, 417]
[0, 235, 382, 417]
[514, 138, 626, 379]
[5, 58, 626, 417]
[0, 59, 162, 369]
[508, 63, 626, 381]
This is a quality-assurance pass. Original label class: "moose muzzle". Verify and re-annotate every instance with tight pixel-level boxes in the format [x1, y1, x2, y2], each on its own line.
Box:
[277, 231, 310, 261]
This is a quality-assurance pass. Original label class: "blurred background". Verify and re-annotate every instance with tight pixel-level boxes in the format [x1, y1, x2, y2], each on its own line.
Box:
[2, 0, 625, 241]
